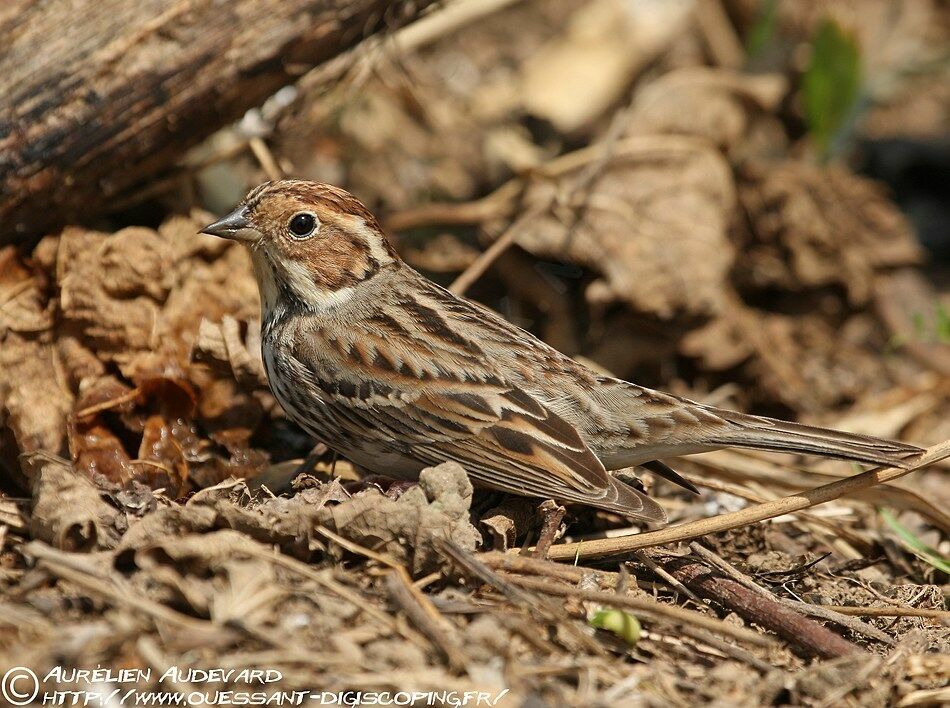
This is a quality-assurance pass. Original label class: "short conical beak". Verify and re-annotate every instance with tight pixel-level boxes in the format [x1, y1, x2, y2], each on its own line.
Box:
[200, 206, 255, 241]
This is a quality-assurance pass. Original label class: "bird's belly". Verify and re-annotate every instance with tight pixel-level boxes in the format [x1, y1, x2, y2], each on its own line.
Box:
[335, 443, 422, 479]
[279, 391, 421, 477]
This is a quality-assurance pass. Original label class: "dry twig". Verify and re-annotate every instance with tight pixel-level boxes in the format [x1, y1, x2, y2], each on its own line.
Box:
[662, 555, 865, 659]
[687, 542, 895, 647]
[545, 441, 950, 561]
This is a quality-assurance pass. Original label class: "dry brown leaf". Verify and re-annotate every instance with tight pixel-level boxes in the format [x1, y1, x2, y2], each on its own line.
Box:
[276, 0, 602, 210]
[192, 316, 267, 388]
[116, 464, 479, 576]
[0, 334, 73, 466]
[401, 233, 481, 273]
[681, 296, 898, 412]
[737, 162, 923, 304]
[1, 215, 266, 489]
[56, 216, 258, 378]
[318, 462, 480, 575]
[120, 529, 280, 621]
[25, 453, 122, 551]
[116, 504, 218, 558]
[626, 67, 789, 157]
[0, 246, 51, 335]
[0, 248, 70, 468]
[480, 496, 536, 552]
[516, 137, 736, 318]
[67, 417, 137, 485]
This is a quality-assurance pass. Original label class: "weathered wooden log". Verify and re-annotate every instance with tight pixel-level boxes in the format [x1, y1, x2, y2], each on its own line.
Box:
[0, 0, 432, 244]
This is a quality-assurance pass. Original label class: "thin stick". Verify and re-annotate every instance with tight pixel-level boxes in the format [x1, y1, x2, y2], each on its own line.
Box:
[447, 114, 651, 296]
[449, 220, 525, 295]
[545, 441, 950, 561]
[294, 0, 530, 108]
[73, 388, 141, 418]
[248, 137, 283, 180]
[530, 500, 566, 560]
[385, 570, 467, 670]
[507, 574, 774, 648]
[437, 539, 611, 656]
[244, 546, 403, 634]
[25, 544, 234, 643]
[676, 626, 774, 673]
[631, 550, 702, 603]
[695, 0, 744, 68]
[819, 605, 950, 621]
[388, 135, 716, 233]
[688, 475, 872, 552]
[479, 550, 622, 588]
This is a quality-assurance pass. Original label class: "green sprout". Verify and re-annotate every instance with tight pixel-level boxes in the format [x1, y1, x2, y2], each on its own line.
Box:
[802, 19, 862, 160]
[880, 509, 950, 575]
[589, 608, 641, 646]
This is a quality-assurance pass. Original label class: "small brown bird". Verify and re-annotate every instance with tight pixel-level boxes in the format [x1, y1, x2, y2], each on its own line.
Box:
[202, 180, 923, 522]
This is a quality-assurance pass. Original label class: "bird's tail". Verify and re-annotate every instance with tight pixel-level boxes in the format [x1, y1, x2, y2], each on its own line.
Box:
[701, 407, 924, 469]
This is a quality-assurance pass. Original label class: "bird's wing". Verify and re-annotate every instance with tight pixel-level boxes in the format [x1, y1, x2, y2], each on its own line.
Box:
[285, 321, 665, 520]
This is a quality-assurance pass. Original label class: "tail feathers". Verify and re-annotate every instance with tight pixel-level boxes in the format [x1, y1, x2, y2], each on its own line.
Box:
[704, 408, 924, 469]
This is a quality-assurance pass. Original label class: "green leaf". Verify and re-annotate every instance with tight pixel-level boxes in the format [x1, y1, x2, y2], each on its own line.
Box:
[745, 0, 779, 60]
[879, 509, 950, 575]
[909, 301, 950, 344]
[935, 302, 950, 344]
[802, 19, 862, 159]
[589, 608, 641, 646]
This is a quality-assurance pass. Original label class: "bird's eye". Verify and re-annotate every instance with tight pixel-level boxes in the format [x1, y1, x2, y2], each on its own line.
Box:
[288, 212, 318, 238]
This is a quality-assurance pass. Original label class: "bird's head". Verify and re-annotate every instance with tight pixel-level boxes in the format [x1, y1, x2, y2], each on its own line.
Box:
[201, 180, 400, 312]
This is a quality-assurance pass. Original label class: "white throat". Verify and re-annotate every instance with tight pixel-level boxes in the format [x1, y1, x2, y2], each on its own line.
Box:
[251, 250, 356, 319]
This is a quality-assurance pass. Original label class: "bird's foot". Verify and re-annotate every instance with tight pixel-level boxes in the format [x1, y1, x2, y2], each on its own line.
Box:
[344, 474, 418, 500]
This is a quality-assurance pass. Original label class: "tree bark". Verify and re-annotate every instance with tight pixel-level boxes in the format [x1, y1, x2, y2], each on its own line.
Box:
[0, 0, 432, 244]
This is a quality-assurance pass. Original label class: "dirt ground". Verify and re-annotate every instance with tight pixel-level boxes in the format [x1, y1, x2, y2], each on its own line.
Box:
[0, 1, 948, 706]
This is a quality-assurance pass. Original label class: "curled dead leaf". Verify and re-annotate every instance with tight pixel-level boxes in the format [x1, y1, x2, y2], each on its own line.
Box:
[0, 246, 52, 335]
[682, 297, 898, 412]
[192, 316, 267, 388]
[25, 453, 122, 551]
[480, 497, 537, 552]
[516, 136, 736, 318]
[0, 334, 73, 462]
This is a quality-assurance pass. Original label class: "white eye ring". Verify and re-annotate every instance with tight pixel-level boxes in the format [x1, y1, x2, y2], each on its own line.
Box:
[288, 211, 319, 239]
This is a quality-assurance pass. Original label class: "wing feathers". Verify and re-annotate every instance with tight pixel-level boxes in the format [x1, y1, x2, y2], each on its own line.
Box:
[290, 333, 665, 520]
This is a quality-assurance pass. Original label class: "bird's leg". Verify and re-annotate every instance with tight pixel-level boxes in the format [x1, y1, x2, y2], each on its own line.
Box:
[254, 443, 329, 493]
[385, 479, 420, 499]
[531, 499, 566, 560]
[296, 443, 330, 477]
